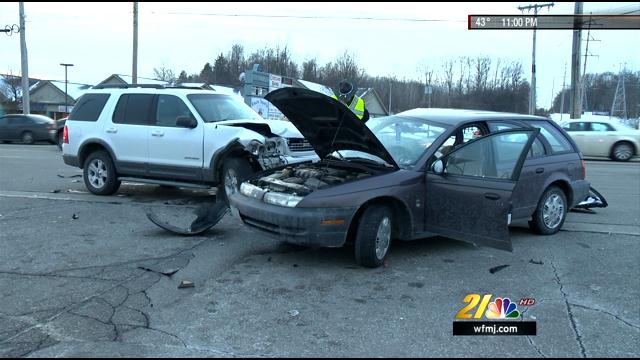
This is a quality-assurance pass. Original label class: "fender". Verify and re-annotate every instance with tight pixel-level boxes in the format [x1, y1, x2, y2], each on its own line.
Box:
[205, 138, 254, 184]
[78, 138, 118, 168]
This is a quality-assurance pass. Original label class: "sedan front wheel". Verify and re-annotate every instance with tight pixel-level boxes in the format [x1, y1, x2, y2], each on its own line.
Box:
[354, 205, 393, 268]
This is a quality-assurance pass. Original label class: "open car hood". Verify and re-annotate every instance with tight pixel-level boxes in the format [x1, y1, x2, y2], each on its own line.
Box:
[265, 88, 398, 169]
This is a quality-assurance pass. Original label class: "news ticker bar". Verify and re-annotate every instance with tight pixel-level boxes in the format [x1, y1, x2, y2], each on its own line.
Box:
[453, 321, 537, 336]
[469, 14, 640, 30]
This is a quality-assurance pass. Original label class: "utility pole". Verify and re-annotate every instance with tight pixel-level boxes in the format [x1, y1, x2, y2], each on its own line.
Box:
[569, 2, 583, 119]
[581, 13, 599, 114]
[388, 79, 392, 115]
[60, 63, 74, 113]
[132, 2, 138, 84]
[560, 63, 567, 121]
[518, 2, 554, 115]
[19, 2, 30, 114]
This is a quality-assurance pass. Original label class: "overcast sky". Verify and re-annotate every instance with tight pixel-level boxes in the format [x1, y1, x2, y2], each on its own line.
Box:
[1, 2, 638, 108]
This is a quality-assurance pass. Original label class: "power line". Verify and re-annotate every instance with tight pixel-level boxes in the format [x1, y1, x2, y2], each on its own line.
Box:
[147, 11, 466, 23]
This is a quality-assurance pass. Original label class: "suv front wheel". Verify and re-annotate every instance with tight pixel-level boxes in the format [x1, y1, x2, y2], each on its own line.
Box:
[218, 157, 253, 205]
[83, 151, 121, 195]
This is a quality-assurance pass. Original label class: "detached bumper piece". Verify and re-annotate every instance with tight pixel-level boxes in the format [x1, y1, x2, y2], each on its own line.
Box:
[146, 200, 229, 235]
[575, 186, 608, 209]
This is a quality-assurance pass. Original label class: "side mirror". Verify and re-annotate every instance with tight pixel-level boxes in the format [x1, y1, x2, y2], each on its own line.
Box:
[432, 159, 445, 175]
[176, 116, 197, 129]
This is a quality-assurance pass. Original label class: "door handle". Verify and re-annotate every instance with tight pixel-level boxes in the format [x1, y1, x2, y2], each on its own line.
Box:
[484, 193, 501, 200]
[535, 167, 545, 174]
[105, 127, 117, 134]
[151, 130, 164, 137]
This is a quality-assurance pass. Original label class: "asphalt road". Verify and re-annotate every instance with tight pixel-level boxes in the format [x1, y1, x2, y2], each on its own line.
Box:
[0, 144, 638, 357]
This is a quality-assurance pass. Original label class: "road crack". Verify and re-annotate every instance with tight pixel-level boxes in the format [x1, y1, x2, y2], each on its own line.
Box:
[570, 303, 640, 330]
[550, 256, 587, 358]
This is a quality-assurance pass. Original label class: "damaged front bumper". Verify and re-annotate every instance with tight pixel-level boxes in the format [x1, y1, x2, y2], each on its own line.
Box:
[229, 192, 357, 247]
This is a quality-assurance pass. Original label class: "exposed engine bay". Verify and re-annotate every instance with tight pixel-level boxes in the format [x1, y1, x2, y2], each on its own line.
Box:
[249, 162, 373, 196]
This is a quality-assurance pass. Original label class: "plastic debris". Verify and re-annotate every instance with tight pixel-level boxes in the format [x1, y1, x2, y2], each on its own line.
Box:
[178, 280, 194, 289]
[50, 189, 61, 193]
[575, 186, 608, 209]
[529, 259, 544, 265]
[288, 310, 299, 317]
[489, 264, 510, 274]
[72, 213, 79, 220]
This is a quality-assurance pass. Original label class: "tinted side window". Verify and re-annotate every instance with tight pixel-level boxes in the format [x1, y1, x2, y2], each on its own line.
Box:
[113, 94, 155, 125]
[591, 122, 614, 132]
[530, 121, 573, 154]
[69, 94, 110, 121]
[564, 122, 588, 131]
[0, 117, 6, 126]
[156, 95, 194, 127]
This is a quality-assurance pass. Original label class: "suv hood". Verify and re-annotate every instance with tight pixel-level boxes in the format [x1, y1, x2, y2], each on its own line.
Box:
[265, 87, 398, 168]
[215, 118, 303, 139]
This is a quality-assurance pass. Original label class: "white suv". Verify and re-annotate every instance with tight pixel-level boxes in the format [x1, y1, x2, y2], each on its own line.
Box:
[62, 84, 317, 202]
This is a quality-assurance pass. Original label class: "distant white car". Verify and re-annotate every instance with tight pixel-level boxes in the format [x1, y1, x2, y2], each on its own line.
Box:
[560, 118, 640, 161]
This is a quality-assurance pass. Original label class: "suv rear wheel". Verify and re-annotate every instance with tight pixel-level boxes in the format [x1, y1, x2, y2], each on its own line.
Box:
[529, 186, 567, 235]
[218, 157, 253, 205]
[83, 150, 121, 195]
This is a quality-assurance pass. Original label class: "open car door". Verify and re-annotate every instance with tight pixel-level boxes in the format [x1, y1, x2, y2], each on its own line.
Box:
[424, 128, 540, 251]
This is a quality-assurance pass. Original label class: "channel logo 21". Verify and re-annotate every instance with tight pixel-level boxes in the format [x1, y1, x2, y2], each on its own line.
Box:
[455, 294, 536, 319]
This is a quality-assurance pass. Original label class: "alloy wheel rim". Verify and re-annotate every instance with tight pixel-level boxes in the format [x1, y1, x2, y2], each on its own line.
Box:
[615, 145, 632, 160]
[543, 194, 564, 229]
[375, 216, 391, 260]
[88, 159, 107, 189]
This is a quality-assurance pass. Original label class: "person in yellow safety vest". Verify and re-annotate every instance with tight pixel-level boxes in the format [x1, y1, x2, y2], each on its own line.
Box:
[332, 79, 370, 122]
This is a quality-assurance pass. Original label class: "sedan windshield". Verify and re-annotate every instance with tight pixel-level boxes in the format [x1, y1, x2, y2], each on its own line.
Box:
[365, 116, 448, 168]
[187, 94, 261, 123]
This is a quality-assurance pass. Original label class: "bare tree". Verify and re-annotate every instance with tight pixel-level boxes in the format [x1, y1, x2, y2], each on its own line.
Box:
[153, 66, 176, 83]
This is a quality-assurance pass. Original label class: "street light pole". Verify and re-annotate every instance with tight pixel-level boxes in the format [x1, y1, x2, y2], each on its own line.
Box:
[60, 63, 74, 114]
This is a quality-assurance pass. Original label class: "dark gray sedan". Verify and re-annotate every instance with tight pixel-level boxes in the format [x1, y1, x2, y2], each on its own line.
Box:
[0, 114, 56, 144]
[229, 88, 591, 267]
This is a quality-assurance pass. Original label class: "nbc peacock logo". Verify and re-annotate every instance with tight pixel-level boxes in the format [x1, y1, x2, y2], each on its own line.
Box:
[485, 297, 520, 319]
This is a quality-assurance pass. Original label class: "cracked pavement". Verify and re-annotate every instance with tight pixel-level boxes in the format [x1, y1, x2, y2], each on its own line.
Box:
[0, 144, 639, 357]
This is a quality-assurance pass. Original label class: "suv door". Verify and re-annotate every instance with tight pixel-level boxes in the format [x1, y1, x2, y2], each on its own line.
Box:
[108, 94, 154, 176]
[147, 94, 204, 181]
[424, 129, 539, 251]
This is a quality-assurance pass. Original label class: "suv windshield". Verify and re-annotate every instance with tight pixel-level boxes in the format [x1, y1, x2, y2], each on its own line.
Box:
[187, 94, 261, 123]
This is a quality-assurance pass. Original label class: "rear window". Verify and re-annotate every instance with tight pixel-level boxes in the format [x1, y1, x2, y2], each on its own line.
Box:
[113, 94, 155, 125]
[69, 94, 110, 122]
[530, 121, 573, 154]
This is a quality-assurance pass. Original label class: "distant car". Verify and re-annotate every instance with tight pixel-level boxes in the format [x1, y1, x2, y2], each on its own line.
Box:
[51, 116, 67, 150]
[0, 114, 57, 144]
[560, 118, 640, 161]
[230, 88, 591, 267]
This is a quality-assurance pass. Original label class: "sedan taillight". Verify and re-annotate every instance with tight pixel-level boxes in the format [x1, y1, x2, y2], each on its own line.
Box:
[63, 125, 69, 144]
[581, 160, 586, 179]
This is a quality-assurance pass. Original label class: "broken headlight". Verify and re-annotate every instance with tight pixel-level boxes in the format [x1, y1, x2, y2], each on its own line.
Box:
[263, 192, 303, 207]
[240, 182, 267, 200]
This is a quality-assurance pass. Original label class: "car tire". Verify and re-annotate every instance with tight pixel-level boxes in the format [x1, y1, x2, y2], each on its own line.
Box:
[354, 205, 393, 268]
[56, 130, 63, 150]
[82, 150, 121, 195]
[529, 186, 567, 235]
[611, 142, 634, 162]
[218, 157, 253, 206]
[21, 131, 34, 144]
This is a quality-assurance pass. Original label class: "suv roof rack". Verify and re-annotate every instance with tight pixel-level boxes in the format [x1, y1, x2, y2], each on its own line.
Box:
[91, 84, 208, 90]
[92, 84, 165, 89]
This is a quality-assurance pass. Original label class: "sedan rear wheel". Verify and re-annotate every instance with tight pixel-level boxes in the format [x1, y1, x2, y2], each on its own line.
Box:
[612, 142, 633, 161]
[529, 186, 567, 235]
[21, 131, 34, 144]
